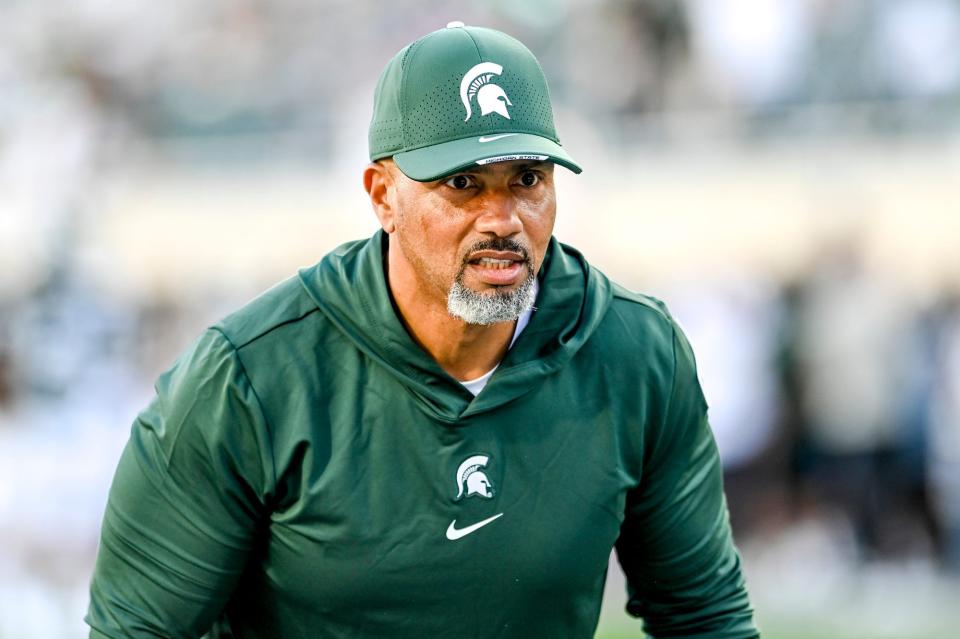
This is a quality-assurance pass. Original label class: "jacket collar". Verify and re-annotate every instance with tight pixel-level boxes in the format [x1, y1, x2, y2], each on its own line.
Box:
[299, 231, 612, 423]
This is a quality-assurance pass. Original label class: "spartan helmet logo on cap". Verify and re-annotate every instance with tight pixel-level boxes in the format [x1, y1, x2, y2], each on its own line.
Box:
[460, 62, 513, 122]
[455, 454, 495, 500]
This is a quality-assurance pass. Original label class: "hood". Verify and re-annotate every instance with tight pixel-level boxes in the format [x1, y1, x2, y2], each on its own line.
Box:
[298, 231, 613, 423]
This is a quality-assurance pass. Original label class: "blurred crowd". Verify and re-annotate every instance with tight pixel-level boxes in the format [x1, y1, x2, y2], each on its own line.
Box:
[2, 0, 960, 637]
[3, 0, 960, 285]
[667, 239, 960, 572]
[3, 0, 960, 180]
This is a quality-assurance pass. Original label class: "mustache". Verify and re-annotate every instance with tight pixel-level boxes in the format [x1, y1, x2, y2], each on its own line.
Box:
[461, 238, 531, 264]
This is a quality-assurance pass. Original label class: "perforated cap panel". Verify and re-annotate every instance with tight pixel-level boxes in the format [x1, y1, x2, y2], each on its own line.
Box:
[369, 26, 563, 161]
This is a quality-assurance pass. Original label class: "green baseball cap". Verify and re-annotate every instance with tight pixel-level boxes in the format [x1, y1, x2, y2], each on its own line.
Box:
[368, 22, 581, 182]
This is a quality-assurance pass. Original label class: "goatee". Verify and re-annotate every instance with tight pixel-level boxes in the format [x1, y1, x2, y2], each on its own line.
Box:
[446, 238, 537, 325]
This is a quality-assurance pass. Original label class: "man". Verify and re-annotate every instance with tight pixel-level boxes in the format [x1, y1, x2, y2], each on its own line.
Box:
[87, 23, 758, 638]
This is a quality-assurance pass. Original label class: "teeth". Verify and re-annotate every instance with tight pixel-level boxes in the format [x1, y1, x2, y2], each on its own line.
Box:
[477, 258, 514, 269]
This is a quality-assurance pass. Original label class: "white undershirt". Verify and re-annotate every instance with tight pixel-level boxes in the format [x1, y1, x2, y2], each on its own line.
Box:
[459, 281, 538, 396]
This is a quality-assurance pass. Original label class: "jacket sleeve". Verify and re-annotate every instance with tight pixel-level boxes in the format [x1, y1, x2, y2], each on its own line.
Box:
[86, 328, 274, 638]
[615, 320, 759, 638]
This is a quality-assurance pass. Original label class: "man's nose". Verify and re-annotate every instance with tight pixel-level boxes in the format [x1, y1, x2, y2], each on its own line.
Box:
[473, 189, 522, 237]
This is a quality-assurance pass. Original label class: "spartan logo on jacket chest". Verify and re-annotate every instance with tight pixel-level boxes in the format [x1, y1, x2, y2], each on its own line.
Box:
[454, 454, 495, 500]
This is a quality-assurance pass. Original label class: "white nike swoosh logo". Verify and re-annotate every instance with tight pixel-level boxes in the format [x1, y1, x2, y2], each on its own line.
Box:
[445, 513, 504, 540]
[478, 134, 517, 143]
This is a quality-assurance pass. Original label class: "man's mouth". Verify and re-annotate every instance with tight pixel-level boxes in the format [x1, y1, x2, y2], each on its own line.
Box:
[473, 257, 516, 269]
[464, 250, 529, 286]
[468, 250, 524, 266]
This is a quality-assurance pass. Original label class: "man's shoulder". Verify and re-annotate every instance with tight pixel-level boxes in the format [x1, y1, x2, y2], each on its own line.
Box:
[549, 240, 674, 334]
[213, 274, 322, 351]
[609, 282, 671, 320]
[549, 241, 678, 357]
[602, 280, 677, 340]
[562, 273, 680, 380]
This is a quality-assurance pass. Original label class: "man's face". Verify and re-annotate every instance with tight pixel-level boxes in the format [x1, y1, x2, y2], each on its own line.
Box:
[381, 159, 556, 324]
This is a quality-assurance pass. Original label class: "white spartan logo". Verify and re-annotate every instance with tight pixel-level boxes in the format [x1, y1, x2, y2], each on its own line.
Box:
[455, 454, 495, 500]
[460, 62, 512, 122]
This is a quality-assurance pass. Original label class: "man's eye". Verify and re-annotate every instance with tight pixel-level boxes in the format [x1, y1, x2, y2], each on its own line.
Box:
[444, 175, 474, 190]
[518, 171, 539, 187]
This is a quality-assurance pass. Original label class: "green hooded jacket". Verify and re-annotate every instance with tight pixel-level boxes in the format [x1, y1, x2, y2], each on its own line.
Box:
[87, 232, 757, 638]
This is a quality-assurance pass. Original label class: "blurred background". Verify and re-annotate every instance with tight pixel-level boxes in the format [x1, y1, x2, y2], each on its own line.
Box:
[2, 0, 959, 637]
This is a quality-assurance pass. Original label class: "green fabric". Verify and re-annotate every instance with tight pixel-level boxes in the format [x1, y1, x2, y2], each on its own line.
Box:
[86, 232, 758, 638]
[368, 25, 581, 181]
[393, 132, 581, 185]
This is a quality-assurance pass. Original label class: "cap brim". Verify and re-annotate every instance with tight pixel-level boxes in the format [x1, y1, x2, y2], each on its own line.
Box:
[392, 133, 582, 182]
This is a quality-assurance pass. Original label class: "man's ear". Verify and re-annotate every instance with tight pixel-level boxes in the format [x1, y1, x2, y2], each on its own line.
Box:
[364, 161, 397, 233]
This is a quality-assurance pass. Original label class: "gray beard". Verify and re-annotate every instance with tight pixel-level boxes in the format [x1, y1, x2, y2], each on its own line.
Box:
[447, 270, 537, 325]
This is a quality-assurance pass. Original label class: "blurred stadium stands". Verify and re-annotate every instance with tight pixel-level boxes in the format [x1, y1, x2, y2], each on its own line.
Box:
[2, 1, 960, 637]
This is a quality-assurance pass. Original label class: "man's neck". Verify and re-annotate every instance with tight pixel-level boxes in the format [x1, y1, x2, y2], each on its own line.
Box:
[386, 248, 517, 382]
[394, 293, 516, 382]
